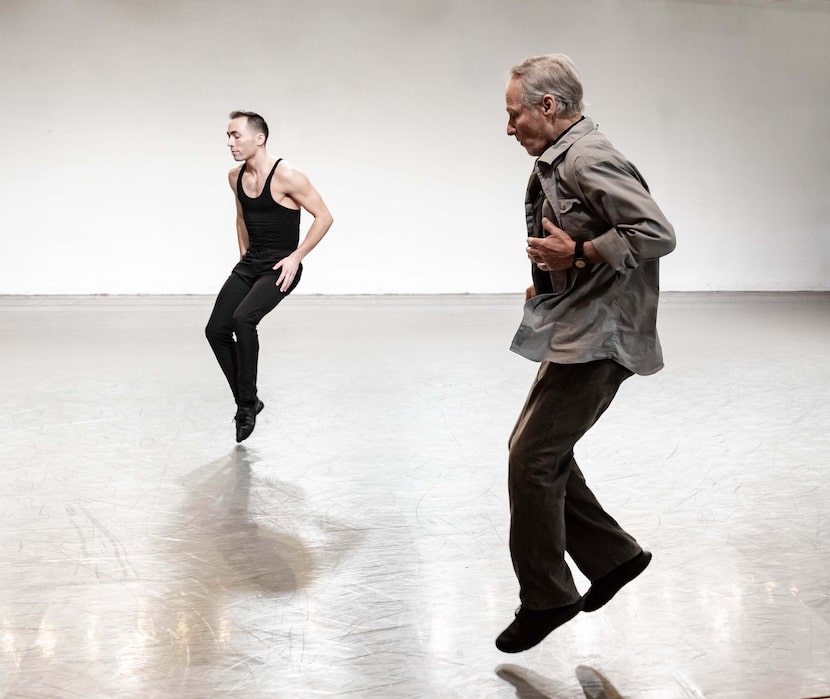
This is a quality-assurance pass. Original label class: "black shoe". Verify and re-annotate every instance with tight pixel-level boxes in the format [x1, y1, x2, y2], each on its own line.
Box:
[582, 550, 652, 612]
[234, 400, 264, 443]
[233, 400, 265, 421]
[495, 599, 583, 653]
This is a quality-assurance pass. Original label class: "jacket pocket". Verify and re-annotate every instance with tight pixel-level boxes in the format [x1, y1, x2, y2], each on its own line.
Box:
[558, 198, 580, 214]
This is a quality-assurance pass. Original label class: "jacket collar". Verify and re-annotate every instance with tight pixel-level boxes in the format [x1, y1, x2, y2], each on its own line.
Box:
[536, 117, 596, 169]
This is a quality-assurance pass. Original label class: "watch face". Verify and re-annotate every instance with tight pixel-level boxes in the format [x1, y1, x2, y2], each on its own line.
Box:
[575, 259, 587, 269]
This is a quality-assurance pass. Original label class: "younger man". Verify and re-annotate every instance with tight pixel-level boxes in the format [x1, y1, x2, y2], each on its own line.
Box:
[206, 110, 333, 442]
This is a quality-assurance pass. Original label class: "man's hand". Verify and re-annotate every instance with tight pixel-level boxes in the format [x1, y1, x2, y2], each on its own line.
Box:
[273, 253, 301, 292]
[527, 217, 576, 272]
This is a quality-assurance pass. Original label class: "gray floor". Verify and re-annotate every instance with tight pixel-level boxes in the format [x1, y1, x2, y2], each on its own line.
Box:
[1, 292, 828, 699]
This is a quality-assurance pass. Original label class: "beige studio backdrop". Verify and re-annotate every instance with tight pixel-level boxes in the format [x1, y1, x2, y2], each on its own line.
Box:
[0, 0, 828, 295]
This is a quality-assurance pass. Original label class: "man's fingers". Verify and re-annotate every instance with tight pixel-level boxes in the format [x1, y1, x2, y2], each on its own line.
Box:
[541, 217, 565, 236]
[277, 271, 295, 292]
[273, 258, 295, 291]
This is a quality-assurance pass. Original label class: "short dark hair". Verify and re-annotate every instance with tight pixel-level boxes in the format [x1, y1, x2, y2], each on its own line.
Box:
[229, 110, 269, 144]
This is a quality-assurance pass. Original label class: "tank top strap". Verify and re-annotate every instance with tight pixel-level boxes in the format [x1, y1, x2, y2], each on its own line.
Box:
[236, 160, 282, 200]
[261, 158, 282, 198]
[236, 162, 247, 199]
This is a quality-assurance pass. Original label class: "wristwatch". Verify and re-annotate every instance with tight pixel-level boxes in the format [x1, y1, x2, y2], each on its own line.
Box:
[573, 240, 588, 269]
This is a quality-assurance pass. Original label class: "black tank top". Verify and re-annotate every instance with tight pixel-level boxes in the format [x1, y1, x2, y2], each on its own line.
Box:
[237, 159, 300, 252]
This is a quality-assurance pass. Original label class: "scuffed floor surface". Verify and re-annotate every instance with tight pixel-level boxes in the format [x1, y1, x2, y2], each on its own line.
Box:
[1, 293, 828, 698]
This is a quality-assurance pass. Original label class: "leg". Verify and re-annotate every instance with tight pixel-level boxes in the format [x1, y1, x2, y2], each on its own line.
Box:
[564, 457, 642, 581]
[497, 360, 637, 652]
[507, 359, 635, 610]
[564, 457, 650, 611]
[205, 271, 252, 404]
[231, 273, 296, 409]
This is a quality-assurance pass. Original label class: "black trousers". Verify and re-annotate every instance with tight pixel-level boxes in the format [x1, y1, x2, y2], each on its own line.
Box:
[508, 359, 643, 609]
[205, 250, 301, 408]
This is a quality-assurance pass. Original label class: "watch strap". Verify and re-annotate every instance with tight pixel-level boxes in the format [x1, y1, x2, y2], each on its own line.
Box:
[573, 240, 587, 269]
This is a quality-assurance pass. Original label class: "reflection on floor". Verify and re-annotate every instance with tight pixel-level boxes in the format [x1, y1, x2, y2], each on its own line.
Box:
[1, 293, 828, 698]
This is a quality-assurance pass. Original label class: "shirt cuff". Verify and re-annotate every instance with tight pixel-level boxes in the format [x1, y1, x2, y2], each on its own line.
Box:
[591, 228, 638, 272]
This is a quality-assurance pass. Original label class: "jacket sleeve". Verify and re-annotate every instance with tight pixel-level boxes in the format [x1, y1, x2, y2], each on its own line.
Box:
[570, 145, 676, 272]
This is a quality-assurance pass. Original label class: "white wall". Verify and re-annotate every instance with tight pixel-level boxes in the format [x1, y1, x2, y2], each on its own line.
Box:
[1, 0, 828, 294]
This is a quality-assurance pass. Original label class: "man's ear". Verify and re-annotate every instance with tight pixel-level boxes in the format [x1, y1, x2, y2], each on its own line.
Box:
[542, 94, 556, 116]
[256, 133, 265, 146]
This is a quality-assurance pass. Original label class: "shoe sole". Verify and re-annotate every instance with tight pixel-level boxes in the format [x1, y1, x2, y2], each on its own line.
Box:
[495, 600, 583, 653]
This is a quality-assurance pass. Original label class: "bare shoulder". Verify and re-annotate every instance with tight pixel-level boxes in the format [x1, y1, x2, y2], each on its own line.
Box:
[274, 159, 311, 192]
[227, 165, 243, 188]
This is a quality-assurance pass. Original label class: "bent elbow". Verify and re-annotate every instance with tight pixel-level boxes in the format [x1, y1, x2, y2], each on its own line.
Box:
[661, 226, 677, 256]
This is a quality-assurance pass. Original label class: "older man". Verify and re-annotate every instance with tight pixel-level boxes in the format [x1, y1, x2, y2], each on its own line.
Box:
[496, 54, 676, 653]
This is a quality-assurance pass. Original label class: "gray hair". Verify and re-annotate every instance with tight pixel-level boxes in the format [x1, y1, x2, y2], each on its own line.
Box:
[510, 54, 584, 118]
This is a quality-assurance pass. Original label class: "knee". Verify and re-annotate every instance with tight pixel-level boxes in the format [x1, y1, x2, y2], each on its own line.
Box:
[509, 433, 568, 489]
[231, 311, 257, 336]
[508, 422, 534, 471]
[205, 321, 228, 343]
[508, 437, 531, 482]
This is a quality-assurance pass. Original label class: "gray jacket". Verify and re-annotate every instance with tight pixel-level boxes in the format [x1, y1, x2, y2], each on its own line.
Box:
[511, 117, 676, 375]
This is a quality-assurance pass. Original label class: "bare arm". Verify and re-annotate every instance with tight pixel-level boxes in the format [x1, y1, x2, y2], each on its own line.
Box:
[228, 168, 249, 258]
[278, 165, 333, 261]
[271, 165, 334, 291]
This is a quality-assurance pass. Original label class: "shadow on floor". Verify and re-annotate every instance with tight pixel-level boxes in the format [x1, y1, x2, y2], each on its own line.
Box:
[171, 445, 315, 595]
[497, 663, 624, 699]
